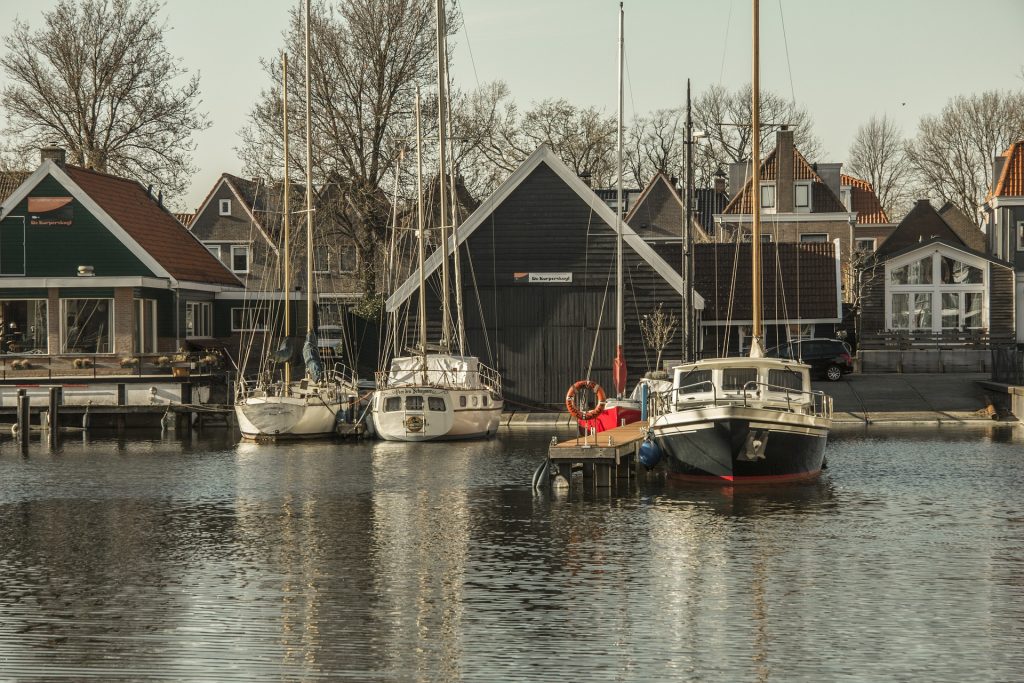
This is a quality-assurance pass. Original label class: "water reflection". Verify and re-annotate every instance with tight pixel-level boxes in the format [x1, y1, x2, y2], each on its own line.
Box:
[0, 426, 1021, 681]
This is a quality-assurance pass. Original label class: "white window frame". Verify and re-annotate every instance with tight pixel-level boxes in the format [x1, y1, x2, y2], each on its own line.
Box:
[800, 233, 829, 243]
[759, 182, 776, 211]
[1016, 220, 1024, 252]
[59, 298, 115, 354]
[231, 307, 269, 332]
[205, 244, 221, 260]
[855, 237, 877, 253]
[884, 247, 988, 333]
[230, 244, 250, 274]
[218, 199, 231, 216]
[185, 301, 213, 338]
[133, 298, 157, 354]
[794, 182, 811, 211]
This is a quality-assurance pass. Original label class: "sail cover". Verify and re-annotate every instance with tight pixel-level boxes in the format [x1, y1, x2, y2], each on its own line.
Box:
[387, 354, 482, 389]
[303, 330, 324, 382]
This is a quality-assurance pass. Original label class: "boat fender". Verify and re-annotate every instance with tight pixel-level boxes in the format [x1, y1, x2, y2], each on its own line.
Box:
[638, 438, 662, 470]
[531, 459, 550, 491]
[565, 380, 606, 421]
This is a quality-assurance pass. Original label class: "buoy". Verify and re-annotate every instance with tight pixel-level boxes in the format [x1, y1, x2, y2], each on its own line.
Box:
[553, 473, 569, 489]
[638, 438, 662, 470]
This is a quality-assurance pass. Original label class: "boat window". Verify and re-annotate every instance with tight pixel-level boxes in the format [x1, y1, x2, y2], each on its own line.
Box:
[679, 369, 712, 394]
[459, 396, 467, 407]
[405, 395, 423, 410]
[472, 396, 479, 407]
[428, 397, 446, 411]
[482, 395, 488, 407]
[768, 368, 803, 392]
[722, 367, 757, 391]
[384, 397, 400, 412]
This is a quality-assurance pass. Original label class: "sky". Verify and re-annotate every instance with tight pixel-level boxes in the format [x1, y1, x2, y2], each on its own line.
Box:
[0, 0, 1022, 211]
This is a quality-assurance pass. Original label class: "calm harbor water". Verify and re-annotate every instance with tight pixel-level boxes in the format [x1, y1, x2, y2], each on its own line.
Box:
[1, 425, 1022, 682]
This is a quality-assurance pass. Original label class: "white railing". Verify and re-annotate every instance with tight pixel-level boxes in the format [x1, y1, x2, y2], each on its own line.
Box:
[376, 360, 502, 396]
[650, 379, 832, 420]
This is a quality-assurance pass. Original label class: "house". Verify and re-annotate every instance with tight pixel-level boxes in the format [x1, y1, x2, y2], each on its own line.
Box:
[187, 173, 368, 371]
[841, 173, 895, 253]
[385, 145, 704, 408]
[0, 146, 241, 366]
[624, 171, 720, 244]
[859, 199, 1013, 371]
[715, 128, 857, 250]
[983, 139, 1024, 341]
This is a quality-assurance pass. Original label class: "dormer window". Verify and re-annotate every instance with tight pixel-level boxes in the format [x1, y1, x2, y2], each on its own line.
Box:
[794, 183, 811, 210]
[759, 183, 775, 210]
[219, 199, 231, 216]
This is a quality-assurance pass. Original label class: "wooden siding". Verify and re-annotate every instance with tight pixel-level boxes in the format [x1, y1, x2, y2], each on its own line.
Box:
[400, 161, 687, 408]
[1, 175, 154, 278]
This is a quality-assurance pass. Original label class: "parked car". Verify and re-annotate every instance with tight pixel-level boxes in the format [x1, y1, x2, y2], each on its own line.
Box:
[766, 338, 853, 381]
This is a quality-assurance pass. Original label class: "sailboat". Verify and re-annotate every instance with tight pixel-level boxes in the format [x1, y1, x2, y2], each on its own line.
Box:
[371, 0, 503, 442]
[646, 0, 832, 482]
[234, 0, 360, 440]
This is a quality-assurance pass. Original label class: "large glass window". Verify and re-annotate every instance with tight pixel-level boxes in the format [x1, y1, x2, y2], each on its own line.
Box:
[891, 257, 933, 285]
[133, 299, 157, 353]
[941, 293, 959, 330]
[1, 299, 47, 354]
[939, 256, 982, 284]
[62, 299, 112, 353]
[186, 301, 212, 338]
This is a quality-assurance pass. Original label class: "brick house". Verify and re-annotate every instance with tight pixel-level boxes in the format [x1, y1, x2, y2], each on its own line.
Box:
[983, 139, 1024, 341]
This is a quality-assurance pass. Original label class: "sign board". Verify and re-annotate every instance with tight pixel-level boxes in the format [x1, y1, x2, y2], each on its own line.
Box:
[513, 272, 572, 283]
[28, 197, 73, 226]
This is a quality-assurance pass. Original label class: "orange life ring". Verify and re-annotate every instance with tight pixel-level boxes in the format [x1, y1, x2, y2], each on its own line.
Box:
[566, 380, 606, 421]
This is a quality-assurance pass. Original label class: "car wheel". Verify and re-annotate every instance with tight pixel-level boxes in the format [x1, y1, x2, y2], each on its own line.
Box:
[825, 364, 843, 381]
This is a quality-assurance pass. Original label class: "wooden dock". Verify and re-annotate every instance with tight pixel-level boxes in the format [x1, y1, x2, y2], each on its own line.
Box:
[546, 420, 650, 488]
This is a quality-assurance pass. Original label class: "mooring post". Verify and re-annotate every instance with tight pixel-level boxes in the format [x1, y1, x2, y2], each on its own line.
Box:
[17, 392, 30, 449]
[48, 386, 60, 443]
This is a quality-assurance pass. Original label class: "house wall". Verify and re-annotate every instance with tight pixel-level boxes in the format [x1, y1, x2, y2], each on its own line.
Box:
[718, 217, 854, 247]
[400, 162, 686, 408]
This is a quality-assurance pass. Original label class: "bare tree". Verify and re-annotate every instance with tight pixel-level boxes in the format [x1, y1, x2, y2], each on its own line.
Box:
[239, 0, 457, 298]
[640, 303, 678, 372]
[692, 84, 821, 185]
[0, 0, 208, 199]
[846, 114, 913, 220]
[906, 90, 1024, 217]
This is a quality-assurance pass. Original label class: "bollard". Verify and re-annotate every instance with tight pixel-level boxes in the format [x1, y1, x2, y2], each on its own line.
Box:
[17, 393, 30, 449]
[48, 386, 61, 442]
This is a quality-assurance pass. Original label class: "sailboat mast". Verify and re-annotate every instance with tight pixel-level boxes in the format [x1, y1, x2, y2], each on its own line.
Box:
[436, 0, 451, 353]
[415, 87, 428, 376]
[303, 0, 315, 357]
[282, 53, 292, 390]
[750, 0, 763, 356]
[613, 1, 626, 398]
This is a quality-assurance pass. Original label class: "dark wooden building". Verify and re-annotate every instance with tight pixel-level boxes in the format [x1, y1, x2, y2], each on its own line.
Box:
[385, 145, 703, 409]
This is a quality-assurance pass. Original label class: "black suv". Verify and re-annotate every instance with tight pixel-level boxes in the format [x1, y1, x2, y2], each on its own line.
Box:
[766, 338, 853, 381]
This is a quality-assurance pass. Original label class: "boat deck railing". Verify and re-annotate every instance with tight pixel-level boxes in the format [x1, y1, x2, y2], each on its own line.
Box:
[376, 361, 502, 396]
[236, 362, 359, 402]
[655, 379, 832, 419]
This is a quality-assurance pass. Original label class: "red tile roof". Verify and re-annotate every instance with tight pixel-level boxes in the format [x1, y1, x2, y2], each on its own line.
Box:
[63, 165, 240, 286]
[841, 173, 889, 224]
[722, 147, 846, 215]
[991, 140, 1024, 198]
[173, 212, 195, 227]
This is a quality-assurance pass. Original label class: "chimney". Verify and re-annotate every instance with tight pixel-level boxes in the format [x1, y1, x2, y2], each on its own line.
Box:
[41, 145, 66, 167]
[776, 126, 794, 213]
[713, 169, 727, 194]
[815, 163, 843, 202]
[993, 153, 1007, 189]
[729, 160, 751, 197]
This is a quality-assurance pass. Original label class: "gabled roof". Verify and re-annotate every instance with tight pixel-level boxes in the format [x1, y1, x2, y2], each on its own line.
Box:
[877, 199, 983, 258]
[0, 160, 241, 287]
[878, 234, 1010, 269]
[841, 173, 889, 224]
[990, 140, 1024, 198]
[722, 146, 847, 215]
[191, 173, 299, 253]
[937, 202, 986, 253]
[625, 172, 711, 242]
[386, 145, 704, 312]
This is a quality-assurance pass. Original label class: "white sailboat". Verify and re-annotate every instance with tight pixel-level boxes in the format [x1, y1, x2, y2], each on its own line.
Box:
[646, 0, 832, 482]
[372, 0, 503, 442]
[235, 0, 359, 440]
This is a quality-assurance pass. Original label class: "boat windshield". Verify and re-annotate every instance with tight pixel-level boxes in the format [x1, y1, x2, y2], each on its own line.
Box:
[722, 367, 757, 391]
[679, 369, 712, 394]
[768, 367, 803, 392]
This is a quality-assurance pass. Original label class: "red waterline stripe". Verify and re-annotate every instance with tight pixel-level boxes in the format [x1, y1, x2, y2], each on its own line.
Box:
[668, 469, 821, 485]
